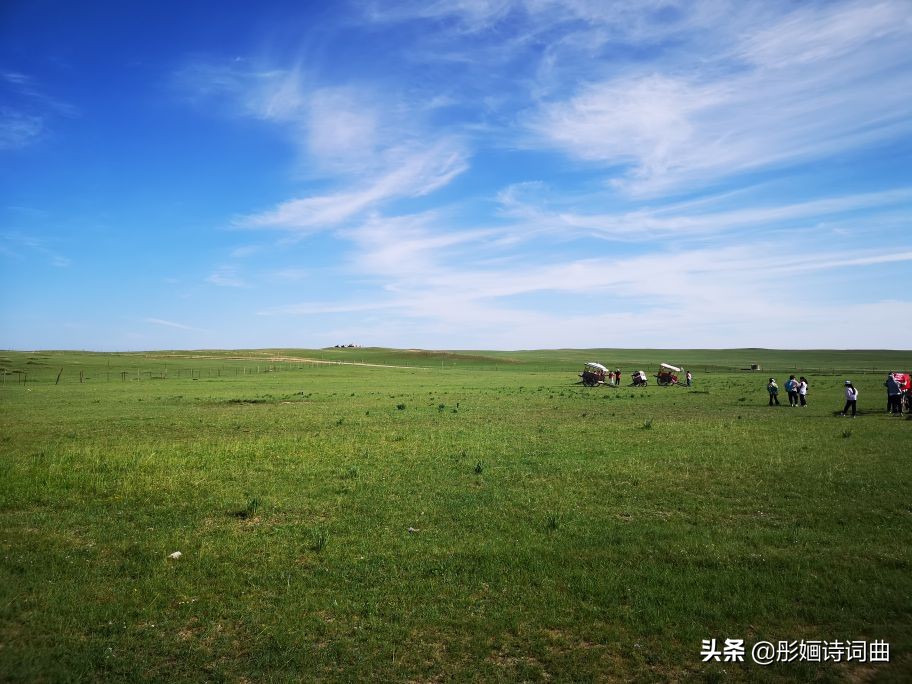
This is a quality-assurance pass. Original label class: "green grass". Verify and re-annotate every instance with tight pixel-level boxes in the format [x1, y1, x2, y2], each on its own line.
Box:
[1, 348, 911, 681]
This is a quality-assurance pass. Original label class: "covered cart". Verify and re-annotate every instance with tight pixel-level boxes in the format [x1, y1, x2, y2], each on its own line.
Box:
[579, 362, 608, 387]
[656, 363, 681, 386]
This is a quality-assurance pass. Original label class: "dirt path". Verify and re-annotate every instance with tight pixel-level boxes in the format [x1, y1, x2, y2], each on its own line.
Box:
[141, 352, 428, 370]
[261, 355, 426, 370]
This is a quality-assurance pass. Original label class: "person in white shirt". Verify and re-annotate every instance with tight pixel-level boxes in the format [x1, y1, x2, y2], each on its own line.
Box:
[798, 376, 808, 407]
[841, 380, 858, 417]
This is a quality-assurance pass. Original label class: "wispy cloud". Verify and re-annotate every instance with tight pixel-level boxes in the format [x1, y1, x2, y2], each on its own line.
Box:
[259, 236, 912, 347]
[524, 1, 912, 194]
[143, 318, 209, 333]
[236, 139, 469, 232]
[0, 72, 76, 151]
[178, 60, 471, 234]
[737, 1, 907, 69]
[0, 107, 45, 150]
[364, 0, 729, 44]
[269, 268, 310, 281]
[229, 244, 263, 258]
[0, 231, 71, 266]
[206, 267, 248, 288]
[497, 185, 912, 241]
[342, 210, 500, 281]
[355, 2, 912, 199]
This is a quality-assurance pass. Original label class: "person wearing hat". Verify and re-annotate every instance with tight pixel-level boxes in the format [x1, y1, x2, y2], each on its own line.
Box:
[842, 380, 858, 417]
[767, 378, 780, 406]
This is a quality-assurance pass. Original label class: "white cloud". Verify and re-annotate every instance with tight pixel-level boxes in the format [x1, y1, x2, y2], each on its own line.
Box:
[0, 107, 44, 150]
[365, 0, 730, 43]
[305, 87, 380, 173]
[236, 140, 469, 232]
[206, 267, 248, 288]
[738, 1, 908, 69]
[144, 318, 208, 332]
[259, 300, 395, 317]
[0, 72, 77, 151]
[525, 1, 912, 194]
[342, 211, 500, 281]
[178, 59, 471, 234]
[364, 0, 516, 31]
[0, 231, 70, 266]
[269, 268, 310, 281]
[229, 244, 263, 258]
[255, 196, 912, 348]
[497, 185, 912, 240]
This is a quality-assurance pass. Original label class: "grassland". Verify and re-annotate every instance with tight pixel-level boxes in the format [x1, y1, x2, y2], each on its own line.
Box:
[1, 348, 911, 682]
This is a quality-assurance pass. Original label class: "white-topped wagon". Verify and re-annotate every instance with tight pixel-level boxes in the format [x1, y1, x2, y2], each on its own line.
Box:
[656, 363, 681, 386]
[579, 362, 608, 386]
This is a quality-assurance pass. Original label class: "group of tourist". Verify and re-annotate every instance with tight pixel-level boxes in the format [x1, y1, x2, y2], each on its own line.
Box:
[766, 373, 908, 417]
[766, 375, 808, 406]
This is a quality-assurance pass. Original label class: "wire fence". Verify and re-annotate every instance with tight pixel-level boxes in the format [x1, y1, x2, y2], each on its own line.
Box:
[1, 362, 907, 385]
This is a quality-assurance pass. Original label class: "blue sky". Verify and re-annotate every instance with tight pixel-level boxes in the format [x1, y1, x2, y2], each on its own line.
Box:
[2, 0, 911, 350]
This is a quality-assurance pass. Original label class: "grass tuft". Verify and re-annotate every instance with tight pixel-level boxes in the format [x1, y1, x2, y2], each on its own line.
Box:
[232, 496, 261, 519]
[309, 527, 328, 552]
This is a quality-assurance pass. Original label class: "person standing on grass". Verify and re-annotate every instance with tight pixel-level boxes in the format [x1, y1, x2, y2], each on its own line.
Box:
[615, 368, 621, 386]
[842, 381, 858, 417]
[785, 375, 798, 406]
[798, 376, 809, 407]
[767, 378, 780, 406]
[686, 370, 693, 387]
[885, 373, 903, 415]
